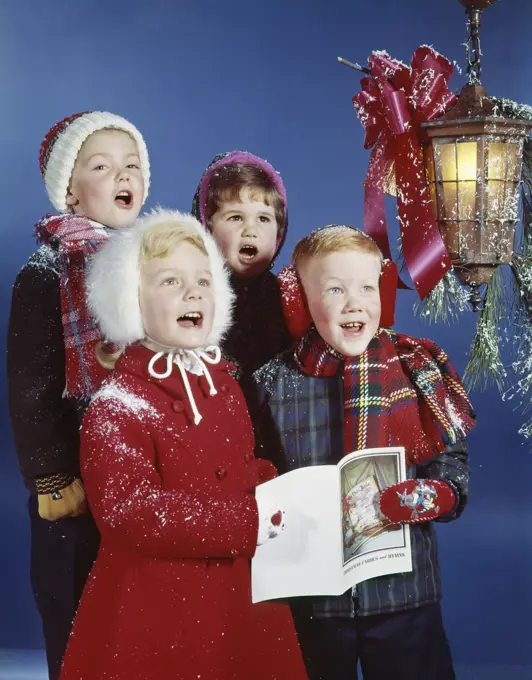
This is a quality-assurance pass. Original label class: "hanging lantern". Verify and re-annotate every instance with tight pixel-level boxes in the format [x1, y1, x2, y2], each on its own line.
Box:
[420, 0, 532, 309]
[420, 84, 532, 309]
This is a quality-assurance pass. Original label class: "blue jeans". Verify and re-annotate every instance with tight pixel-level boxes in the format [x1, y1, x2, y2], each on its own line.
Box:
[291, 601, 455, 680]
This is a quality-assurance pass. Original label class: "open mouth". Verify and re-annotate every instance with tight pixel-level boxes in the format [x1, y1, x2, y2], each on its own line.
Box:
[239, 244, 258, 260]
[177, 312, 203, 328]
[341, 321, 364, 333]
[115, 190, 133, 207]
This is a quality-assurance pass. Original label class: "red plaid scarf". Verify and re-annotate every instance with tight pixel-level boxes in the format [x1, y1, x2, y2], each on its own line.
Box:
[35, 213, 111, 397]
[295, 327, 475, 466]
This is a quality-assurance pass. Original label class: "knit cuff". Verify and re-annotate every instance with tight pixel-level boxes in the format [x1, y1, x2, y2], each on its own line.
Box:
[35, 473, 76, 494]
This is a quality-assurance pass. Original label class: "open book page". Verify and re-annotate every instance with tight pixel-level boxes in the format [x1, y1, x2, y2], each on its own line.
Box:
[251, 465, 341, 603]
[251, 447, 413, 603]
[345, 476, 382, 536]
[339, 447, 412, 589]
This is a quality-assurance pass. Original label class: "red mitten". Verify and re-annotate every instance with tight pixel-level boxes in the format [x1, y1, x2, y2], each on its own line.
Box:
[379, 479, 456, 525]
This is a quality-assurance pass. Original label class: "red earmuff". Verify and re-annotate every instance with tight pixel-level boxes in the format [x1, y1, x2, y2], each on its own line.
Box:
[277, 265, 311, 340]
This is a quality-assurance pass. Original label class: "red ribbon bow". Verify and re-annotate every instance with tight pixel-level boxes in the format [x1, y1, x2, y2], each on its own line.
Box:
[353, 46, 457, 299]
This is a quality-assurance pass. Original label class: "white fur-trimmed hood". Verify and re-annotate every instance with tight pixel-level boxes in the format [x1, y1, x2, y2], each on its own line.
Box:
[87, 208, 234, 347]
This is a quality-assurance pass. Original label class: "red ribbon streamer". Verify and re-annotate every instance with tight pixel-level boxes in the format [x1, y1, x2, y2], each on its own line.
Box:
[353, 46, 457, 299]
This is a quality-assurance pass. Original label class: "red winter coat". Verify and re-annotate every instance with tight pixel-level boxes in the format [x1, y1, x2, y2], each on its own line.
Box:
[59, 344, 307, 680]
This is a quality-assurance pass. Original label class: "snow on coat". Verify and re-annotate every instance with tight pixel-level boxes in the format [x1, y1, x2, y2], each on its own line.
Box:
[59, 344, 307, 679]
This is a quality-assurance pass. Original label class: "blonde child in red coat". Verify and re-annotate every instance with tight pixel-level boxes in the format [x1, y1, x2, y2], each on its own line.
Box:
[59, 208, 307, 680]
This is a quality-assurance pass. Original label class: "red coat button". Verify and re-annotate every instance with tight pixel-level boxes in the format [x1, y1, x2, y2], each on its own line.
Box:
[216, 467, 227, 480]
[221, 384, 230, 395]
[172, 401, 184, 413]
[244, 453, 252, 463]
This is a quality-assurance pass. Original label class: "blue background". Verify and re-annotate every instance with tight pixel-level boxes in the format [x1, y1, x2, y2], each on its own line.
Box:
[1, 0, 531, 669]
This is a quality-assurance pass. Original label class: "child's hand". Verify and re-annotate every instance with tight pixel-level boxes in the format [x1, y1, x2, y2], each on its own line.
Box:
[256, 497, 286, 546]
[37, 479, 88, 521]
[379, 479, 456, 525]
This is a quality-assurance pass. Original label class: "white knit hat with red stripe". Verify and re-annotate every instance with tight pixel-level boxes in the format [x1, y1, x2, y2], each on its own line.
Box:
[39, 111, 150, 212]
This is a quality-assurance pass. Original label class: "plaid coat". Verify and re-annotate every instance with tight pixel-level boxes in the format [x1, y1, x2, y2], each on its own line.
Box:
[250, 351, 470, 618]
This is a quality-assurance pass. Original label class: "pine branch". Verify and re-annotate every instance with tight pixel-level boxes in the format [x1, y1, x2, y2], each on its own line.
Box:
[463, 267, 507, 393]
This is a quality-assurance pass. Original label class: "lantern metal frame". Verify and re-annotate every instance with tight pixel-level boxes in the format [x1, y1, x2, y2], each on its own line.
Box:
[420, 84, 532, 308]
[418, 1, 532, 310]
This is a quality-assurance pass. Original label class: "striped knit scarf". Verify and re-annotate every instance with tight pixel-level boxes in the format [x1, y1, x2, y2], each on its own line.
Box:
[295, 327, 476, 466]
[35, 213, 111, 397]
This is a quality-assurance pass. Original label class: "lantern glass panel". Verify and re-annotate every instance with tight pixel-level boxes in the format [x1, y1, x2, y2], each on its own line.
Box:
[487, 141, 506, 179]
[503, 141, 523, 221]
[439, 142, 457, 182]
[434, 142, 458, 219]
[457, 141, 478, 220]
[486, 140, 507, 220]
[443, 179, 458, 220]
[457, 141, 477, 181]
[443, 220, 460, 256]
[459, 182, 476, 220]
[486, 181, 505, 219]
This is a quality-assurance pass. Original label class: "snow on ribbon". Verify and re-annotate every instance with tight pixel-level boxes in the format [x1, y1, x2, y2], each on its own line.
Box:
[353, 45, 457, 299]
